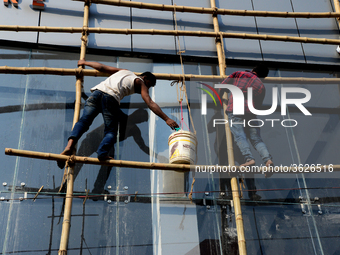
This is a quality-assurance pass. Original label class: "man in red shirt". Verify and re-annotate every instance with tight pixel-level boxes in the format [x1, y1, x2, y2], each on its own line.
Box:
[221, 65, 273, 168]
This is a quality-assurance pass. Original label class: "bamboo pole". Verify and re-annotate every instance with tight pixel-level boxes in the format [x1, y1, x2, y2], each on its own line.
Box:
[1, 26, 340, 45]
[210, 0, 246, 253]
[222, 90, 247, 255]
[73, 4, 90, 126]
[332, 1, 340, 129]
[334, 0, 340, 21]
[231, 177, 247, 252]
[2, 66, 340, 83]
[220, 92, 236, 166]
[72, 0, 340, 19]
[5, 148, 340, 172]
[58, 1, 90, 255]
[333, 0, 340, 40]
[4, 148, 194, 171]
[210, 0, 225, 75]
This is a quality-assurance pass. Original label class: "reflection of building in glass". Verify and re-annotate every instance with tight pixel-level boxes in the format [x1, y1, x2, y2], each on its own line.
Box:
[1, 0, 340, 254]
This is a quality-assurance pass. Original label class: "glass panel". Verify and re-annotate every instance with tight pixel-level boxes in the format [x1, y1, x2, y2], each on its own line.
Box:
[132, 0, 176, 55]
[219, 0, 262, 61]
[2, 46, 340, 255]
[252, 0, 305, 62]
[242, 202, 318, 254]
[175, 0, 216, 57]
[0, 48, 31, 187]
[272, 69, 340, 254]
[291, 0, 340, 64]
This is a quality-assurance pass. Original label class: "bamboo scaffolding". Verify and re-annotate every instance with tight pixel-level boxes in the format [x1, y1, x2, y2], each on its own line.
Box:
[210, 0, 225, 76]
[334, 0, 340, 22]
[5, 148, 340, 172]
[210, 0, 246, 252]
[2, 1, 338, 253]
[5, 148, 193, 171]
[231, 177, 246, 253]
[73, 0, 340, 19]
[333, 0, 340, 46]
[1, 66, 340, 83]
[222, 90, 248, 255]
[58, 1, 90, 255]
[1, 26, 340, 45]
[221, 92, 235, 170]
[332, 2, 340, 119]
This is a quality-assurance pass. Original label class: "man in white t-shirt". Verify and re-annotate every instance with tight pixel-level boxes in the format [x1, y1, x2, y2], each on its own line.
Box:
[58, 60, 179, 168]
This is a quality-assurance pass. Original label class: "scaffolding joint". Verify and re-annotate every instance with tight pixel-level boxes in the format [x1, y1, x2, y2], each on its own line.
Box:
[212, 6, 218, 16]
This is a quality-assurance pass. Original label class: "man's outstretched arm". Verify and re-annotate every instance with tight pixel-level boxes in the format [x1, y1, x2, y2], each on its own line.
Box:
[139, 81, 179, 130]
[78, 60, 125, 75]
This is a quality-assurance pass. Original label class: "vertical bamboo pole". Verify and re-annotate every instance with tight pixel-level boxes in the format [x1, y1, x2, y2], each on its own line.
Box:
[210, 0, 225, 75]
[334, 0, 340, 20]
[210, 0, 247, 254]
[333, 0, 340, 117]
[58, 1, 90, 255]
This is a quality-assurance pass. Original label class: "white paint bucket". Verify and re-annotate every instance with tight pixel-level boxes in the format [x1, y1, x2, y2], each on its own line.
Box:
[168, 130, 197, 164]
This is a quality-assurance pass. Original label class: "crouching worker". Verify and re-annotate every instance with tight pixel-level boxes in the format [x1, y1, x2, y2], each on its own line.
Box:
[58, 60, 179, 169]
[220, 64, 274, 169]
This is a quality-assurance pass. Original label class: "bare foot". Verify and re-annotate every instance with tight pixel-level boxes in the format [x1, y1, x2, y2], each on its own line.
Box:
[240, 159, 255, 167]
[265, 159, 274, 178]
[266, 159, 274, 167]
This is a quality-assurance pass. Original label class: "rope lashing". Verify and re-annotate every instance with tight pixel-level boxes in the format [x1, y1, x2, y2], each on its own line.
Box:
[239, 177, 246, 199]
[188, 174, 196, 202]
[65, 155, 76, 168]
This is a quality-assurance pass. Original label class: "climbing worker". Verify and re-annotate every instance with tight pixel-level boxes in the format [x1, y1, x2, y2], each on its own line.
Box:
[220, 64, 274, 169]
[57, 60, 179, 169]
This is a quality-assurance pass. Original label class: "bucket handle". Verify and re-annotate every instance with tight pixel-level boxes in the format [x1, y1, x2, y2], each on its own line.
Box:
[179, 100, 191, 132]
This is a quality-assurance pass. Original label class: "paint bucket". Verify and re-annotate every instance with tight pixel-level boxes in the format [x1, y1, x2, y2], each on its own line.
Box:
[168, 130, 197, 164]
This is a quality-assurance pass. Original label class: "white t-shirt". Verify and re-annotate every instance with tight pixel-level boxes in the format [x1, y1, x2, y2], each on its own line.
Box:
[90, 70, 143, 104]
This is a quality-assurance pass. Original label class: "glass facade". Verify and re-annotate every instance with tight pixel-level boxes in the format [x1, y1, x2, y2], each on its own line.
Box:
[0, 46, 340, 255]
[1, 0, 340, 254]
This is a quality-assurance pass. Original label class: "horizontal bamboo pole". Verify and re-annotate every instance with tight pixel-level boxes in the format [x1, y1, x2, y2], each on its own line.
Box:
[0, 66, 225, 80]
[0, 26, 340, 46]
[5, 148, 340, 173]
[73, 0, 340, 19]
[1, 66, 340, 84]
[5, 148, 193, 171]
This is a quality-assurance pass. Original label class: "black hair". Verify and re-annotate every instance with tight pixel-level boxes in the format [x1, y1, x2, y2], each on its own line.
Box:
[252, 64, 269, 78]
[141, 71, 156, 87]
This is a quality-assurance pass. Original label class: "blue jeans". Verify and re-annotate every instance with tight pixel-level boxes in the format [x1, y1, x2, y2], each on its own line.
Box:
[69, 90, 120, 159]
[228, 113, 272, 164]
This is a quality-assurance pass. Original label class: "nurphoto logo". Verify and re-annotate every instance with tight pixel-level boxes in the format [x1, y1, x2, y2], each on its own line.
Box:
[198, 82, 312, 128]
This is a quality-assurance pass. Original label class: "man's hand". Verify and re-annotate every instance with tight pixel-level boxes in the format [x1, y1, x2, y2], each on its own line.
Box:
[78, 59, 86, 67]
[166, 118, 179, 130]
[139, 81, 180, 129]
